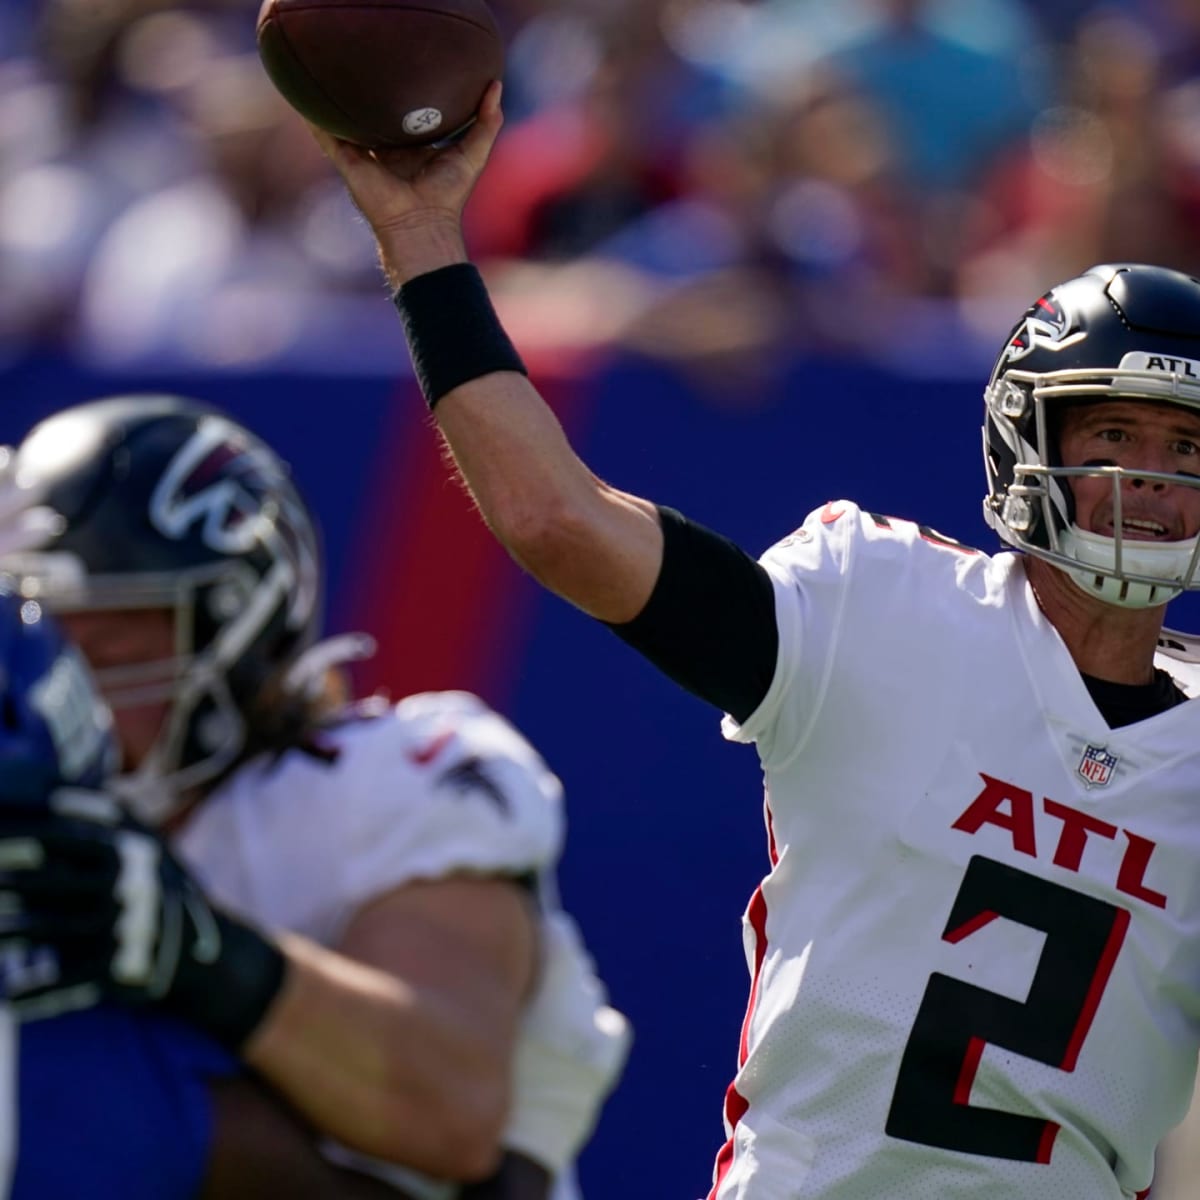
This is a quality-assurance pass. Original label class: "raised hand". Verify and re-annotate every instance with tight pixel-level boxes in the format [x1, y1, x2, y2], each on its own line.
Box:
[308, 80, 505, 286]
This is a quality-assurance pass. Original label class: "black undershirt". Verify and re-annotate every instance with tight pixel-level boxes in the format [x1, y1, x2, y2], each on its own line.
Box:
[609, 507, 1189, 729]
[1082, 669, 1186, 728]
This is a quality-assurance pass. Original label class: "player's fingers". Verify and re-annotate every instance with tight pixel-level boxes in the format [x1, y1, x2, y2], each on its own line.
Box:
[480, 79, 503, 123]
[305, 120, 344, 161]
[306, 122, 382, 180]
[370, 143, 440, 176]
[0, 825, 118, 869]
[456, 80, 504, 174]
[0, 504, 63, 558]
[0, 865, 117, 902]
[0, 902, 117, 940]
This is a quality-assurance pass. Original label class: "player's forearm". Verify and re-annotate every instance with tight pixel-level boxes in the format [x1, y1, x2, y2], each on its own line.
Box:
[203, 1076, 416, 1200]
[319, 105, 666, 621]
[378, 235, 665, 622]
[243, 932, 506, 1180]
[434, 369, 664, 623]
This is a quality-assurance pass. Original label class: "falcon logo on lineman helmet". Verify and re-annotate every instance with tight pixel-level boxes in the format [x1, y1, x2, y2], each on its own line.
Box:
[1004, 291, 1082, 364]
[150, 417, 285, 555]
[149, 417, 319, 629]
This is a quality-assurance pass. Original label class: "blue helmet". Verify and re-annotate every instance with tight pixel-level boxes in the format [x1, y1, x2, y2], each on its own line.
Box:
[0, 591, 116, 805]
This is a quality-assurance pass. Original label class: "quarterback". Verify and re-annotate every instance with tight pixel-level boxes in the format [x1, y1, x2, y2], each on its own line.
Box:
[308, 83, 1200, 1199]
[0, 397, 629, 1199]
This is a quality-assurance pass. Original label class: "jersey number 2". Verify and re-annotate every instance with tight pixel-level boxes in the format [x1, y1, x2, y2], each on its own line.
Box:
[885, 854, 1129, 1162]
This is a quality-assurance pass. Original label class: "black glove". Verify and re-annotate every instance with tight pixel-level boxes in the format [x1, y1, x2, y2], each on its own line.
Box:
[0, 789, 286, 1048]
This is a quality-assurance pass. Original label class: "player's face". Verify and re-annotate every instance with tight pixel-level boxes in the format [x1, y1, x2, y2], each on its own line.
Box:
[57, 609, 176, 772]
[1058, 401, 1200, 541]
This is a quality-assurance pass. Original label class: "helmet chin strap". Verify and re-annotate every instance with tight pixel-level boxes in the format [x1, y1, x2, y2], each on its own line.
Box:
[1058, 524, 1195, 608]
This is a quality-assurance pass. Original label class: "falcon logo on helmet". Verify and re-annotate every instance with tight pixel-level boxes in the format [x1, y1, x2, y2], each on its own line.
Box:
[1004, 292, 1082, 364]
[149, 417, 320, 631]
[151, 420, 279, 555]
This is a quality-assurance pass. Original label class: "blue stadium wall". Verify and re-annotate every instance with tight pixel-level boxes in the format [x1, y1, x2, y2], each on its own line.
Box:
[2, 350, 1007, 1197]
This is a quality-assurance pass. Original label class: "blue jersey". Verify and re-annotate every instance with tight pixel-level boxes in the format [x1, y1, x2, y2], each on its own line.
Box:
[14, 1007, 238, 1200]
[0, 585, 240, 1196]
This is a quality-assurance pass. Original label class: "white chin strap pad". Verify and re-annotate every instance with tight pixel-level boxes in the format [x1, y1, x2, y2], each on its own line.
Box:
[1059, 525, 1194, 608]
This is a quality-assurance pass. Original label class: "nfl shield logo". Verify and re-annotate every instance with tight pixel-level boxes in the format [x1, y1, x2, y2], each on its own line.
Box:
[1077, 745, 1119, 787]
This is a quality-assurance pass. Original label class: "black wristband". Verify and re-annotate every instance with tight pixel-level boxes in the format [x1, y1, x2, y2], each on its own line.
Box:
[392, 263, 528, 409]
[166, 910, 287, 1050]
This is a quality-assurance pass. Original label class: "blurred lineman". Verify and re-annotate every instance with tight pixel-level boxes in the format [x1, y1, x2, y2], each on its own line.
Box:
[0, 467, 404, 1200]
[305, 85, 1200, 1198]
[0, 397, 628, 1200]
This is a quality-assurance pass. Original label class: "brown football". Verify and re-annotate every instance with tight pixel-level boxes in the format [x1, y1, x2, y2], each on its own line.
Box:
[256, 0, 503, 148]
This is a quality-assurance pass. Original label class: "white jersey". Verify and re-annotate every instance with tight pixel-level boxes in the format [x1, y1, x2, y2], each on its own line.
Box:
[712, 501, 1200, 1200]
[173, 690, 629, 1199]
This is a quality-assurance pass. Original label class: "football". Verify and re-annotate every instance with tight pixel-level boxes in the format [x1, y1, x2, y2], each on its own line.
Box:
[256, 0, 504, 148]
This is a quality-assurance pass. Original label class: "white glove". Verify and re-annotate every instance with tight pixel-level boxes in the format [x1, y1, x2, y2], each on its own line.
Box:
[0, 448, 61, 561]
[503, 911, 632, 1176]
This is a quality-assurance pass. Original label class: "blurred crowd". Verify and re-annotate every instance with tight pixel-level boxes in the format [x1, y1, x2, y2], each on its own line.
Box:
[4, 0, 1200, 377]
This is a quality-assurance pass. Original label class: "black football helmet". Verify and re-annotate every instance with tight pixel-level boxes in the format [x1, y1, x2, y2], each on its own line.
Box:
[984, 263, 1200, 607]
[2, 396, 323, 824]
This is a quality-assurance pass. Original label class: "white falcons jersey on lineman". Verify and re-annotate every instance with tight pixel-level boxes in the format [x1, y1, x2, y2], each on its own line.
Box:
[172, 690, 630, 1200]
[711, 501, 1200, 1200]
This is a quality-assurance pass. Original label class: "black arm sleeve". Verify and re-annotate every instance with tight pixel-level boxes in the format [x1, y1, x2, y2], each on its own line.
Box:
[606, 506, 779, 724]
